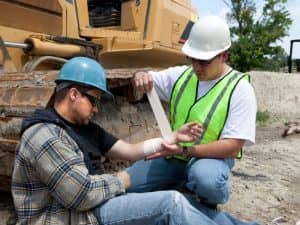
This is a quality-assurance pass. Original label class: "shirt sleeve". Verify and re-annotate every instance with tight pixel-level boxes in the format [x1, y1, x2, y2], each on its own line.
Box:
[31, 124, 125, 211]
[96, 125, 118, 155]
[149, 65, 188, 102]
[220, 79, 257, 146]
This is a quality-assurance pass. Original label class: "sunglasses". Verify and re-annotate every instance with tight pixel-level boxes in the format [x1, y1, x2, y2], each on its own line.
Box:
[187, 54, 220, 66]
[80, 91, 101, 108]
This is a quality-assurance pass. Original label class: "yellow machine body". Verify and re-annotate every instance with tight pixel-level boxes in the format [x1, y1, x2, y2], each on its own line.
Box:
[0, 0, 196, 70]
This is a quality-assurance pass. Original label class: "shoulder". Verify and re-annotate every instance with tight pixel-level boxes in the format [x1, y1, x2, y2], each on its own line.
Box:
[22, 122, 60, 138]
[228, 70, 254, 94]
[20, 123, 71, 153]
[234, 78, 256, 98]
[88, 122, 112, 138]
[230, 78, 257, 111]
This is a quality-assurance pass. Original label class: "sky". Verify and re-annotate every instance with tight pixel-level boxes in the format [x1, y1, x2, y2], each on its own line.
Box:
[191, 0, 300, 58]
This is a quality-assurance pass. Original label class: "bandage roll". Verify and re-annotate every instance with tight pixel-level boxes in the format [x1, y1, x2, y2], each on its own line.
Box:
[146, 88, 174, 144]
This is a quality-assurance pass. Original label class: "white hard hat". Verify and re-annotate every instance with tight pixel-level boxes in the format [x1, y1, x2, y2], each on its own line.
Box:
[182, 15, 231, 60]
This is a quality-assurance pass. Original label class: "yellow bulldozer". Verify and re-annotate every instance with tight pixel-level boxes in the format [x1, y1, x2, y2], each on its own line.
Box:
[0, 0, 196, 191]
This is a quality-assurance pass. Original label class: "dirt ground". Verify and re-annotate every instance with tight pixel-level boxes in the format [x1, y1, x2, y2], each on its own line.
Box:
[223, 120, 300, 225]
[0, 119, 299, 225]
[0, 71, 299, 224]
[221, 71, 300, 224]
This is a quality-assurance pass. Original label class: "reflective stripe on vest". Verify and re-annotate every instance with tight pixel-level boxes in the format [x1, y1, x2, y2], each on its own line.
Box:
[169, 67, 250, 160]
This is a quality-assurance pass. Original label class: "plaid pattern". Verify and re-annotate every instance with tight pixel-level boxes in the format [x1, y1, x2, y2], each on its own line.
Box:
[12, 123, 125, 225]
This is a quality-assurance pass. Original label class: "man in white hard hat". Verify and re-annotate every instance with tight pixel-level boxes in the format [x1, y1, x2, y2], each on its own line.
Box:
[127, 15, 257, 208]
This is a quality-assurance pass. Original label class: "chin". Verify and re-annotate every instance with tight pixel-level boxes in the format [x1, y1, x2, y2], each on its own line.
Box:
[196, 74, 206, 80]
[77, 119, 89, 126]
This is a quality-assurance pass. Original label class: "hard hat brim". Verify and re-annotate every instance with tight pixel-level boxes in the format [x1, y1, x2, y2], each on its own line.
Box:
[182, 40, 231, 60]
[102, 89, 114, 101]
[55, 80, 114, 101]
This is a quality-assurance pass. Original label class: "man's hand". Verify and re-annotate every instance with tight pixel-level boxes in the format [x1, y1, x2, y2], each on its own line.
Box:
[145, 122, 202, 160]
[144, 142, 183, 160]
[173, 122, 203, 143]
[116, 171, 131, 190]
[132, 71, 153, 93]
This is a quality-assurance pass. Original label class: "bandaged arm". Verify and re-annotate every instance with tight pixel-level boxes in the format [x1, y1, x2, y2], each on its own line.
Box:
[106, 138, 165, 162]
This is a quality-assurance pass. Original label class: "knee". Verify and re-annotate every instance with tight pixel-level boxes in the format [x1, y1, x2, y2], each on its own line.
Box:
[161, 191, 186, 212]
[187, 168, 230, 204]
[188, 158, 231, 190]
[189, 169, 224, 187]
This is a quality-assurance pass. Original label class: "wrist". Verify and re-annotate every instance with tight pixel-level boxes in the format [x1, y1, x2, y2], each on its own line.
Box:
[182, 146, 190, 157]
[143, 137, 163, 156]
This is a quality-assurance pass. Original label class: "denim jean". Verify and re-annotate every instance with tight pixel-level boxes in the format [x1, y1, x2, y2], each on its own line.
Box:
[126, 157, 235, 205]
[93, 190, 259, 225]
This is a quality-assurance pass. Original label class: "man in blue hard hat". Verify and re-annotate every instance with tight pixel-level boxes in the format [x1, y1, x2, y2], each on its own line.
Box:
[11, 57, 259, 225]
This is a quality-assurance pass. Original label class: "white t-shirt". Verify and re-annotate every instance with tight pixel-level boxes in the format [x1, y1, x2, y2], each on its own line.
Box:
[149, 65, 257, 146]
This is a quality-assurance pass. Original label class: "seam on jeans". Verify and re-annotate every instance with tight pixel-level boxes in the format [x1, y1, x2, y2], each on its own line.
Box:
[173, 192, 183, 225]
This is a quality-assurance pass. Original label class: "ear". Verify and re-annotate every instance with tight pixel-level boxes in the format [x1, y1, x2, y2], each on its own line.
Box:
[221, 51, 228, 62]
[68, 88, 79, 102]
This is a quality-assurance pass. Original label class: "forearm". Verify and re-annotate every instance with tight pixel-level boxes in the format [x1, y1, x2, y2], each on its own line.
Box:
[39, 161, 125, 211]
[123, 142, 146, 161]
[188, 139, 245, 158]
[76, 173, 125, 211]
[107, 138, 164, 162]
[108, 122, 203, 161]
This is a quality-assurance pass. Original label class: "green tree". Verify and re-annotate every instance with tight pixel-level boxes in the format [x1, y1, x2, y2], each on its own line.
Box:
[261, 47, 288, 71]
[223, 0, 292, 72]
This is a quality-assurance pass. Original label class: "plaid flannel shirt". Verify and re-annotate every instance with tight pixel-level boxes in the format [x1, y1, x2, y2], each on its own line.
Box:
[12, 123, 125, 225]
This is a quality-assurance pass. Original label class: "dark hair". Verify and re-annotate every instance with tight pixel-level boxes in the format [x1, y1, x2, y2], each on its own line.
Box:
[54, 82, 93, 103]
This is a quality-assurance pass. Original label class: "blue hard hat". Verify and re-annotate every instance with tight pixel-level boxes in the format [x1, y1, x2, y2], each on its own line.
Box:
[56, 57, 113, 100]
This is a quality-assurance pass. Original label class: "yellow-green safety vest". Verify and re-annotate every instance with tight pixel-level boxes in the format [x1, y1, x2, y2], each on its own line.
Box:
[169, 67, 250, 160]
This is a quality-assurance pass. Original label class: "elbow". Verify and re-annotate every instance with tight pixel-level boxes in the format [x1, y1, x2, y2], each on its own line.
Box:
[228, 139, 245, 158]
[126, 155, 139, 162]
[229, 148, 242, 158]
[119, 153, 136, 162]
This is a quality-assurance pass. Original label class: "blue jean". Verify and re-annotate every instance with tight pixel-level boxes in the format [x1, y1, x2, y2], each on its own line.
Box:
[126, 157, 234, 205]
[93, 190, 259, 225]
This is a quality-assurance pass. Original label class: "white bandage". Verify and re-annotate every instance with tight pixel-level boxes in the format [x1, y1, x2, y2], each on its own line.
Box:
[143, 138, 164, 156]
